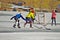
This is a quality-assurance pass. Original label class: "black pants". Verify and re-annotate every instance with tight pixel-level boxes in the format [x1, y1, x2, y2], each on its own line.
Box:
[24, 17, 32, 28]
[13, 17, 20, 28]
[51, 18, 56, 25]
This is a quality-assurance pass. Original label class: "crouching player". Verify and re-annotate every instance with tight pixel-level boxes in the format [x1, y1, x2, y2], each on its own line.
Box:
[24, 9, 35, 28]
[10, 13, 25, 28]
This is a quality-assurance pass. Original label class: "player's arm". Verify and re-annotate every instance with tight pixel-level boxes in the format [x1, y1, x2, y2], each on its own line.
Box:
[10, 16, 15, 20]
[20, 14, 26, 21]
[31, 13, 35, 20]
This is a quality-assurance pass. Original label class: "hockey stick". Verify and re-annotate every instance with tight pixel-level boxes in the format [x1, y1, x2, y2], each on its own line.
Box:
[34, 25, 42, 29]
[44, 19, 51, 26]
[42, 19, 51, 30]
[33, 19, 51, 30]
[34, 25, 51, 30]
[43, 25, 51, 30]
[33, 22, 51, 30]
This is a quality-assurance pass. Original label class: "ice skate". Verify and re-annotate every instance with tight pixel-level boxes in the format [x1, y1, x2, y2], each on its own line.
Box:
[13, 24, 16, 28]
[17, 23, 21, 28]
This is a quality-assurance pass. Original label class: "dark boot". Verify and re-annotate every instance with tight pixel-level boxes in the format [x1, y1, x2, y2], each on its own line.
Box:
[17, 23, 21, 28]
[13, 24, 16, 28]
[24, 23, 27, 28]
[30, 23, 33, 28]
[17, 20, 21, 28]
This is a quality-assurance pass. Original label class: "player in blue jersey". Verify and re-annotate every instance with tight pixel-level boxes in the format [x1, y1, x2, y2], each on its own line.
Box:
[10, 13, 26, 28]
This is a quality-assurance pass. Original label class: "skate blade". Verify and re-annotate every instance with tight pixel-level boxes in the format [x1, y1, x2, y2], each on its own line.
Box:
[46, 28, 51, 30]
[18, 27, 21, 28]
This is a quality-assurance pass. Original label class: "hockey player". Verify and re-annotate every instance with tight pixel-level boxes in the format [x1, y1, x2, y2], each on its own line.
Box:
[29, 8, 36, 23]
[24, 9, 35, 28]
[51, 9, 56, 26]
[10, 13, 26, 28]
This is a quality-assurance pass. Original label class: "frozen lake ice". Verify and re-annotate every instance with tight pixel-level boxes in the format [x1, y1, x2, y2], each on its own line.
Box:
[0, 11, 60, 40]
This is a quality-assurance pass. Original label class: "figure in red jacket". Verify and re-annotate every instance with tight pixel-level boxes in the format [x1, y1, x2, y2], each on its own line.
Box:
[51, 9, 56, 26]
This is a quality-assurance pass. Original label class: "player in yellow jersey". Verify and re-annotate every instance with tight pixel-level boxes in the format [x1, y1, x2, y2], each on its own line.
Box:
[24, 9, 35, 28]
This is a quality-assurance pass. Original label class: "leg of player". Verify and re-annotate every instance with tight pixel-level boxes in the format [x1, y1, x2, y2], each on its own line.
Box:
[30, 22, 33, 28]
[54, 18, 56, 26]
[24, 17, 28, 28]
[13, 20, 16, 28]
[24, 23, 27, 28]
[30, 18, 33, 28]
[17, 20, 21, 28]
[51, 18, 53, 26]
